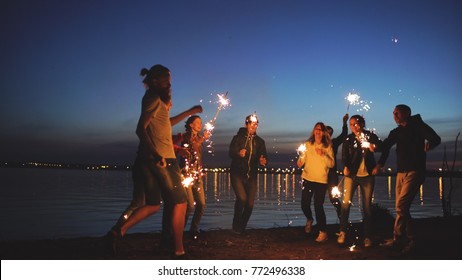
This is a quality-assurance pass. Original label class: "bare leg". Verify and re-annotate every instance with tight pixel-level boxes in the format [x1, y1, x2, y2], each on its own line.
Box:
[120, 205, 160, 236]
[172, 202, 187, 255]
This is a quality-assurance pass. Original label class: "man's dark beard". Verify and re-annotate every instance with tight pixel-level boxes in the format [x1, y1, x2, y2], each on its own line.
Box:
[151, 87, 171, 104]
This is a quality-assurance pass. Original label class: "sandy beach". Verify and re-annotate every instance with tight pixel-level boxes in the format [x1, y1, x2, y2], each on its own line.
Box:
[1, 215, 459, 260]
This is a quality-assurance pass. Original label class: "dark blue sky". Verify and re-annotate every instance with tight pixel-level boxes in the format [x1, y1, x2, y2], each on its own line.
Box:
[1, 0, 461, 169]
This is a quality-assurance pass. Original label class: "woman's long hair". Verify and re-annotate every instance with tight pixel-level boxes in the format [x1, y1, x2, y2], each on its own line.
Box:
[307, 122, 332, 148]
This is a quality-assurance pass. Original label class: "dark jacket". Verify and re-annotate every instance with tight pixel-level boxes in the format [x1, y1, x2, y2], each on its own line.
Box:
[328, 123, 348, 185]
[377, 114, 441, 173]
[342, 129, 381, 177]
[229, 127, 267, 178]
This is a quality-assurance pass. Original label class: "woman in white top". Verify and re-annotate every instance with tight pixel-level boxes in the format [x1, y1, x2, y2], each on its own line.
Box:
[297, 122, 334, 242]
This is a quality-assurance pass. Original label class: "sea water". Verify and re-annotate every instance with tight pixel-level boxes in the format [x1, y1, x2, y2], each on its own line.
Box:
[0, 167, 460, 241]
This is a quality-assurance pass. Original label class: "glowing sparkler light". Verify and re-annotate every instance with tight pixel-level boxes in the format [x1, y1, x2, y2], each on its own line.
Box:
[249, 113, 258, 123]
[204, 122, 214, 132]
[331, 186, 342, 198]
[349, 245, 356, 252]
[205, 92, 230, 135]
[204, 92, 231, 156]
[358, 132, 371, 149]
[346, 92, 361, 112]
[217, 93, 230, 108]
[346, 92, 360, 104]
[297, 144, 306, 155]
[181, 176, 194, 188]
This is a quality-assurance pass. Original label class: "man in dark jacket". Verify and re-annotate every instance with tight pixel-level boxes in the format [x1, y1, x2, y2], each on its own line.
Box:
[229, 114, 267, 234]
[374, 104, 441, 253]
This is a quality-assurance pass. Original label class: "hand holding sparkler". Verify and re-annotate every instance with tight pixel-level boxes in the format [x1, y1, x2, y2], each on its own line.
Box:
[296, 143, 306, 168]
[297, 143, 306, 157]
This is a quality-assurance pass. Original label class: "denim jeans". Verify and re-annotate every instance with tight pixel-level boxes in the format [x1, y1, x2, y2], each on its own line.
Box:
[230, 173, 258, 232]
[301, 180, 328, 231]
[185, 179, 206, 232]
[339, 175, 375, 237]
[394, 171, 424, 241]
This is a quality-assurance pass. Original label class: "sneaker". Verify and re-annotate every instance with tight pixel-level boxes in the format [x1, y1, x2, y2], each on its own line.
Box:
[315, 231, 328, 242]
[337, 231, 346, 244]
[305, 220, 313, 233]
[364, 237, 372, 247]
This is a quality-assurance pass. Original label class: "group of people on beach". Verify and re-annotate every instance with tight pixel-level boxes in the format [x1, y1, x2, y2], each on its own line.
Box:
[105, 64, 441, 258]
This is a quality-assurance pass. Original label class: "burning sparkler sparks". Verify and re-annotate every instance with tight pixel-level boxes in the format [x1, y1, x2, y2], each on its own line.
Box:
[331, 186, 342, 198]
[331, 176, 344, 198]
[297, 143, 306, 156]
[181, 175, 195, 188]
[204, 92, 231, 155]
[206, 92, 230, 132]
[346, 92, 360, 112]
[249, 113, 258, 123]
[358, 132, 373, 150]
[345, 92, 372, 112]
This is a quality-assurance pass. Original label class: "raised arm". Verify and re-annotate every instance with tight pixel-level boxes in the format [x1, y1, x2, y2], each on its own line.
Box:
[170, 105, 203, 126]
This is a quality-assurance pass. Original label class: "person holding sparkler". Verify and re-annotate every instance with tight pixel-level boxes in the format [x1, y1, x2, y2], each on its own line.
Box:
[326, 113, 349, 218]
[337, 115, 381, 247]
[229, 114, 267, 234]
[374, 104, 440, 253]
[106, 65, 202, 258]
[297, 122, 334, 242]
[176, 115, 210, 239]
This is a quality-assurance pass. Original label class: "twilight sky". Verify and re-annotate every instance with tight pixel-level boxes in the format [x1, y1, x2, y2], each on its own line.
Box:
[1, 0, 461, 170]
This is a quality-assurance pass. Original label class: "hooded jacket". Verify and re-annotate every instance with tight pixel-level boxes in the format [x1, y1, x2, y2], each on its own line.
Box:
[377, 114, 440, 173]
[229, 127, 267, 178]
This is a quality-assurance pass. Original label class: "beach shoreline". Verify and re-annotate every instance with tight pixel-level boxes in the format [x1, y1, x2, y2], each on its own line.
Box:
[1, 216, 459, 260]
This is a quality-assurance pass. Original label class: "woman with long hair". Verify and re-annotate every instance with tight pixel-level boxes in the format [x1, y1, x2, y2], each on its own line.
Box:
[297, 122, 334, 242]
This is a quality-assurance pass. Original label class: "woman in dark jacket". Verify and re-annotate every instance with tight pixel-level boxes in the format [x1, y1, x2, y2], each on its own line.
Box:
[337, 115, 381, 247]
[229, 114, 267, 234]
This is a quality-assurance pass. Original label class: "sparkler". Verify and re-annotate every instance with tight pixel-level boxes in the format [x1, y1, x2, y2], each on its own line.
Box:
[297, 143, 306, 156]
[181, 175, 195, 188]
[345, 91, 372, 112]
[346, 92, 360, 113]
[358, 132, 372, 150]
[248, 113, 258, 123]
[243, 112, 258, 149]
[204, 92, 230, 155]
[331, 176, 344, 198]
[331, 186, 342, 198]
[205, 92, 230, 134]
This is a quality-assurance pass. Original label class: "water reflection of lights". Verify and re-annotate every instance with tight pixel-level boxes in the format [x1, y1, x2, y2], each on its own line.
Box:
[200, 171, 448, 230]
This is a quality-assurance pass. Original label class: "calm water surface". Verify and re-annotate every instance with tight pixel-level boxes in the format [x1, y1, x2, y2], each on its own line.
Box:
[0, 168, 460, 241]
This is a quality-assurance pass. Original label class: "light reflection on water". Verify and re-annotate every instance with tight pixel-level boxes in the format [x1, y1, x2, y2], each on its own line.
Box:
[0, 168, 460, 241]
